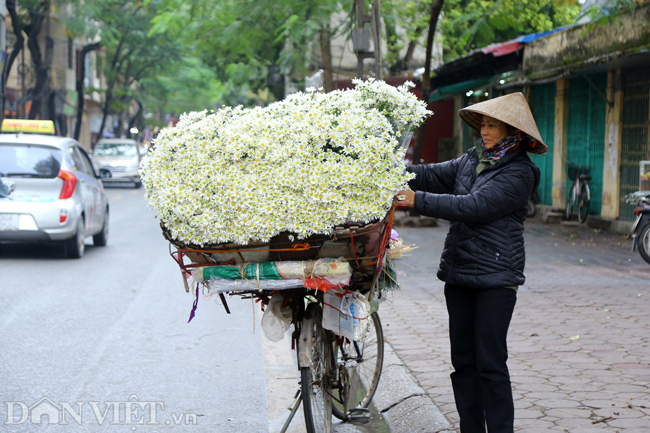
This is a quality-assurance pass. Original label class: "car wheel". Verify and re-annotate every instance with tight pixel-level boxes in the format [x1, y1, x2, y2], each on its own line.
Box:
[65, 217, 85, 259]
[134, 181, 142, 189]
[93, 210, 109, 247]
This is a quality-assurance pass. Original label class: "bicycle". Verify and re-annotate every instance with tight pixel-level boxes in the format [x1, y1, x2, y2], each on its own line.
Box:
[163, 211, 392, 433]
[565, 161, 592, 223]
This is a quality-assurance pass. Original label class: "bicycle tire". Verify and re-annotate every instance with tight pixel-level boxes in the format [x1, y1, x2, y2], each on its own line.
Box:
[578, 183, 590, 223]
[638, 223, 650, 265]
[301, 312, 333, 433]
[527, 197, 537, 218]
[565, 185, 576, 221]
[332, 312, 385, 420]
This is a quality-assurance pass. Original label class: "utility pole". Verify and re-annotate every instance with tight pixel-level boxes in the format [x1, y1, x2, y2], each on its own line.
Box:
[353, 0, 382, 80]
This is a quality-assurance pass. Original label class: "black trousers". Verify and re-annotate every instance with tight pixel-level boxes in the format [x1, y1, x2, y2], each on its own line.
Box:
[444, 283, 517, 433]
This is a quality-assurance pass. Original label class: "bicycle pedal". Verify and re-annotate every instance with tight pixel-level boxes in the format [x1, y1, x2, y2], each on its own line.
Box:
[347, 408, 370, 425]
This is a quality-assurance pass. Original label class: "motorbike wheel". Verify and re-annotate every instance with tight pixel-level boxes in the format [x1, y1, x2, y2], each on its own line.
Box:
[638, 223, 650, 265]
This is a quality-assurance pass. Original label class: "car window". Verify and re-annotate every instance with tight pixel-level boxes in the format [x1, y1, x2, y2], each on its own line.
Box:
[69, 146, 86, 174]
[76, 146, 97, 177]
[94, 142, 138, 156]
[0, 143, 62, 178]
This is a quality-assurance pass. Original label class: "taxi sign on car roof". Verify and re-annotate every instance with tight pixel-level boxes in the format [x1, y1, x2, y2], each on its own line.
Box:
[1, 119, 55, 135]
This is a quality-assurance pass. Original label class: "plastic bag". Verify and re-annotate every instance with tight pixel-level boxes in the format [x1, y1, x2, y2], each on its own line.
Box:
[322, 290, 371, 341]
[191, 268, 303, 293]
[261, 293, 292, 342]
[192, 258, 352, 293]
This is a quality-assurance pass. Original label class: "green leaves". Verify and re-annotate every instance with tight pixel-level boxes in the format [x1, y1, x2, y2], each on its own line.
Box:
[440, 0, 580, 59]
[576, 0, 637, 32]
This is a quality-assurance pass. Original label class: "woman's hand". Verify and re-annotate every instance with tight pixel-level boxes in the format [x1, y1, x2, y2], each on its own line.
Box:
[393, 190, 415, 208]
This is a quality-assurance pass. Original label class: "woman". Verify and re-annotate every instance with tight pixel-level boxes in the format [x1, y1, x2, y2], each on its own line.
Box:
[395, 92, 546, 433]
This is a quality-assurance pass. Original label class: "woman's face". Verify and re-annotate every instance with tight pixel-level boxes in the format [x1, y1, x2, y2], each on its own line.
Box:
[480, 115, 509, 149]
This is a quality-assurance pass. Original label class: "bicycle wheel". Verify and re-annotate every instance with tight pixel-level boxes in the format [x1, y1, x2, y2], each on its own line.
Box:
[638, 223, 650, 265]
[565, 185, 576, 220]
[578, 183, 590, 223]
[527, 197, 537, 218]
[301, 311, 333, 433]
[332, 312, 384, 420]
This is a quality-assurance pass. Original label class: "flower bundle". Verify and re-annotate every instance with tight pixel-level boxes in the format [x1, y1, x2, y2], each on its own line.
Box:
[140, 79, 431, 246]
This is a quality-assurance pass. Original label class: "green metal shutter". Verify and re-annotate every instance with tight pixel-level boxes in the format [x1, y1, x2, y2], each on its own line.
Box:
[529, 83, 556, 206]
[566, 74, 607, 215]
[619, 70, 650, 221]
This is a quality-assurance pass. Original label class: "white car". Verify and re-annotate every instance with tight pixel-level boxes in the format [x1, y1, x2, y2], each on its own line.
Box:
[91, 138, 142, 188]
[0, 121, 109, 258]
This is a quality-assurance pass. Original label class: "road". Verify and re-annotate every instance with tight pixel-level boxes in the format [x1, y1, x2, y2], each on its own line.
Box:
[0, 186, 272, 432]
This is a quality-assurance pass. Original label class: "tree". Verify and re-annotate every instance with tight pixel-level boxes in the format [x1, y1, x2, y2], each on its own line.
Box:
[22, 0, 52, 119]
[64, 0, 106, 140]
[149, 0, 348, 100]
[2, 0, 55, 121]
[71, 0, 191, 142]
[440, 0, 580, 60]
[577, 0, 638, 30]
[2, 0, 26, 121]
[382, 0, 434, 74]
[411, 0, 444, 165]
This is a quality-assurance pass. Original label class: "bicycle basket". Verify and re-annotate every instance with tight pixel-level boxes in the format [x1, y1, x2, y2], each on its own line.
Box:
[567, 162, 591, 180]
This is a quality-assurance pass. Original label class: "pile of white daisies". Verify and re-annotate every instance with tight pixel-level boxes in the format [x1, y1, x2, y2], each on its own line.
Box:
[140, 79, 431, 246]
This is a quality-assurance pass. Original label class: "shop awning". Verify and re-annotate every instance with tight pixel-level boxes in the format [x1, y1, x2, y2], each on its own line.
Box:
[429, 77, 494, 102]
[481, 41, 524, 57]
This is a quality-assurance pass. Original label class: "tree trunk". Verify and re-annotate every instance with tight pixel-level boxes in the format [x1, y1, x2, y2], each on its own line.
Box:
[127, 100, 143, 138]
[403, 26, 423, 71]
[96, 89, 113, 146]
[2, 0, 25, 122]
[319, 25, 333, 92]
[24, 1, 50, 120]
[74, 42, 102, 141]
[411, 0, 444, 165]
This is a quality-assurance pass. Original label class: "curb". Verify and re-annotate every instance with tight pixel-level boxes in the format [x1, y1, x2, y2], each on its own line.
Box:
[372, 340, 455, 433]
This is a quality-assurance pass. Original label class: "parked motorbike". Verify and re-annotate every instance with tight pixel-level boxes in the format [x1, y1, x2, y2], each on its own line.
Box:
[625, 191, 650, 265]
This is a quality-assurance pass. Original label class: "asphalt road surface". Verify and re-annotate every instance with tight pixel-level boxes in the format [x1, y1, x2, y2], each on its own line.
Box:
[0, 186, 273, 432]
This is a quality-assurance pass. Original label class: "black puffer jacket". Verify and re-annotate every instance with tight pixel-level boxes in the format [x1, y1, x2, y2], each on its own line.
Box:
[406, 145, 540, 289]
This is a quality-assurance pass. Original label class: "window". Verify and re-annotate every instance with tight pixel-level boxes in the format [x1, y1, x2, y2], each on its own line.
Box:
[69, 146, 85, 173]
[76, 146, 97, 177]
[0, 144, 62, 178]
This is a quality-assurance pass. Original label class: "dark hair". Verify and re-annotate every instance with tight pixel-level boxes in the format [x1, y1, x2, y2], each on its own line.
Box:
[505, 124, 517, 136]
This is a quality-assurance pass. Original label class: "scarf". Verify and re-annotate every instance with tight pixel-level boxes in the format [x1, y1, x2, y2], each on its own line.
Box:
[482, 132, 521, 161]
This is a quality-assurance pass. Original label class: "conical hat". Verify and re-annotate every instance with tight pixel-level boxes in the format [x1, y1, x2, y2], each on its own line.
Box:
[458, 92, 549, 155]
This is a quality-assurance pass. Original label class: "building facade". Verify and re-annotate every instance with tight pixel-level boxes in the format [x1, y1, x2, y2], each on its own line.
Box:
[424, 4, 650, 229]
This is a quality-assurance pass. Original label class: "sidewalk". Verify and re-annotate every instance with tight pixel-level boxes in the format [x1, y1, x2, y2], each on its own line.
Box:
[380, 221, 650, 432]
